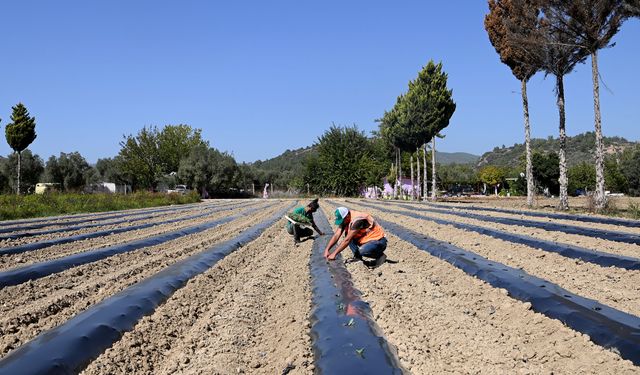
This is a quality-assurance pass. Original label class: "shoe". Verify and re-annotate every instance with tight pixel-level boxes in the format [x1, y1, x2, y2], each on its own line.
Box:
[344, 257, 362, 264]
[367, 254, 387, 269]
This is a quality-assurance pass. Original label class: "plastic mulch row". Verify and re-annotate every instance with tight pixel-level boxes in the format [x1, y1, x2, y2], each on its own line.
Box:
[0, 202, 274, 288]
[308, 210, 405, 374]
[0, 203, 293, 375]
[0, 201, 260, 256]
[365, 209, 640, 366]
[385, 201, 640, 246]
[0, 202, 222, 240]
[0, 200, 207, 228]
[354, 200, 640, 270]
[0, 201, 221, 235]
[424, 201, 640, 228]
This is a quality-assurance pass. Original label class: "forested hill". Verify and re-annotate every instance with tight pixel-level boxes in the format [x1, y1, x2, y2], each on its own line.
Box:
[251, 146, 317, 176]
[252, 146, 478, 170]
[477, 132, 637, 169]
[437, 152, 479, 165]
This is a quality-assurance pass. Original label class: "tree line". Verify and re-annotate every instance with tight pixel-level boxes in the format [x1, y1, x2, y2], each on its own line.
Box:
[485, 0, 638, 211]
[0, 106, 269, 196]
[302, 60, 457, 198]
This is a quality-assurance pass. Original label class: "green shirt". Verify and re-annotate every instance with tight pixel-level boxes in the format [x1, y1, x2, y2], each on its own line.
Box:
[286, 206, 313, 230]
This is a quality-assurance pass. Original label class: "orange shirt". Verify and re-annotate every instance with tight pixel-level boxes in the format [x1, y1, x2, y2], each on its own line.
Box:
[343, 210, 385, 245]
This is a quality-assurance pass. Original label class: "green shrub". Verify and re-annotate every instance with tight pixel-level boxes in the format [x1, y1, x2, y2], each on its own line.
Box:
[0, 191, 200, 221]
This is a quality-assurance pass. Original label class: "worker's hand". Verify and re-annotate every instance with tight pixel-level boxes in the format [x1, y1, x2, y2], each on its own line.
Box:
[323, 249, 330, 258]
[327, 252, 337, 261]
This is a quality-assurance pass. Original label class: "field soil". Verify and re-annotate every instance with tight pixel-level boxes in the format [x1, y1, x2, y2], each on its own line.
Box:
[1, 199, 638, 374]
[323, 200, 638, 374]
[438, 195, 640, 218]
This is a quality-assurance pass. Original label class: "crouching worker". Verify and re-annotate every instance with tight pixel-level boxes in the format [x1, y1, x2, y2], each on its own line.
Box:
[323, 206, 388, 268]
[285, 199, 324, 244]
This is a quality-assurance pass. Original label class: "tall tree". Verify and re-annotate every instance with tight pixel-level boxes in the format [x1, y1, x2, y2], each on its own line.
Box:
[178, 144, 239, 197]
[535, 7, 588, 209]
[118, 124, 207, 190]
[44, 152, 92, 191]
[403, 61, 456, 201]
[546, 1, 626, 211]
[0, 150, 44, 194]
[4, 103, 37, 195]
[485, 0, 542, 207]
[303, 125, 372, 196]
[479, 165, 506, 196]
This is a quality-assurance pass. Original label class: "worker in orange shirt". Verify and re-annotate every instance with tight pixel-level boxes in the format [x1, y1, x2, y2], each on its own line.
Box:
[323, 206, 388, 268]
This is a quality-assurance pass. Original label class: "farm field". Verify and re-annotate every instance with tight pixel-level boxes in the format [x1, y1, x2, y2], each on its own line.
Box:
[0, 198, 639, 374]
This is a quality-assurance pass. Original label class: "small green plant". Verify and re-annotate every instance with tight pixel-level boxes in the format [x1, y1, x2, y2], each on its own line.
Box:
[355, 348, 365, 358]
[344, 318, 355, 327]
[628, 202, 640, 220]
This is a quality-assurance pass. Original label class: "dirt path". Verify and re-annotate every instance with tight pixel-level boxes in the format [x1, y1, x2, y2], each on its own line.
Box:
[323, 200, 638, 373]
[348, 200, 640, 317]
[82, 209, 314, 375]
[0, 201, 287, 357]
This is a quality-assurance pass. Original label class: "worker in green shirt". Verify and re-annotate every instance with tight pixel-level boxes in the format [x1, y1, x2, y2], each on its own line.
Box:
[285, 198, 324, 243]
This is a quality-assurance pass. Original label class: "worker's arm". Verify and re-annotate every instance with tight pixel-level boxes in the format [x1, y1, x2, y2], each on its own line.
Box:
[312, 223, 324, 236]
[327, 229, 357, 260]
[323, 226, 344, 258]
[309, 216, 324, 236]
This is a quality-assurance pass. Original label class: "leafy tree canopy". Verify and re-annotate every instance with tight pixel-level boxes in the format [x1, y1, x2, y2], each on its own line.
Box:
[304, 125, 380, 196]
[0, 150, 44, 194]
[118, 125, 207, 190]
[4, 103, 37, 154]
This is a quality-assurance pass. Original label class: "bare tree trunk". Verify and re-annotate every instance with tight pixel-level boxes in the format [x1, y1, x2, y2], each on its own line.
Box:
[17, 151, 22, 195]
[416, 147, 421, 200]
[592, 51, 606, 211]
[431, 137, 437, 201]
[391, 162, 396, 199]
[398, 149, 404, 199]
[556, 75, 569, 210]
[394, 148, 400, 198]
[522, 79, 534, 207]
[423, 143, 428, 201]
[410, 154, 414, 200]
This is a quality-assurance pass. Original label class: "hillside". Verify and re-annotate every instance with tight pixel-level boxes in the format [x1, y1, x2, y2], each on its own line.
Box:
[437, 152, 479, 165]
[477, 132, 637, 169]
[251, 146, 317, 176]
[253, 146, 478, 169]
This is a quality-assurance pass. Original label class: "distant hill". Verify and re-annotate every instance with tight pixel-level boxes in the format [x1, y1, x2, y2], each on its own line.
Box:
[436, 151, 479, 165]
[477, 132, 637, 169]
[252, 145, 477, 169]
[251, 146, 317, 177]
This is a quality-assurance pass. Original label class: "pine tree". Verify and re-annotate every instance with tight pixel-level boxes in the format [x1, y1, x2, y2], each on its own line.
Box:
[4, 103, 37, 195]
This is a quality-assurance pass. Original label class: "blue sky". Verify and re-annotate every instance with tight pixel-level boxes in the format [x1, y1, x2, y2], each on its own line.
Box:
[0, 1, 638, 163]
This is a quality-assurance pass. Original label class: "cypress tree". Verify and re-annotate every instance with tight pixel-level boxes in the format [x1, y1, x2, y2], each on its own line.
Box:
[5, 103, 37, 195]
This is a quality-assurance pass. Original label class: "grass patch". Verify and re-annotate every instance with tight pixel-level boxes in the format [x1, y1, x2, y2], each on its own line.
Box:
[628, 202, 640, 220]
[0, 192, 201, 221]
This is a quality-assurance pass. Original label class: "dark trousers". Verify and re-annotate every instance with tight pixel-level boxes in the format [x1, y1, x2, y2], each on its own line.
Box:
[286, 223, 313, 240]
[349, 237, 387, 259]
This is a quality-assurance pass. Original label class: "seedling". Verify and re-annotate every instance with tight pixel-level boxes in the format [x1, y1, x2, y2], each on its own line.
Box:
[337, 303, 345, 312]
[344, 318, 355, 327]
[355, 348, 365, 358]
